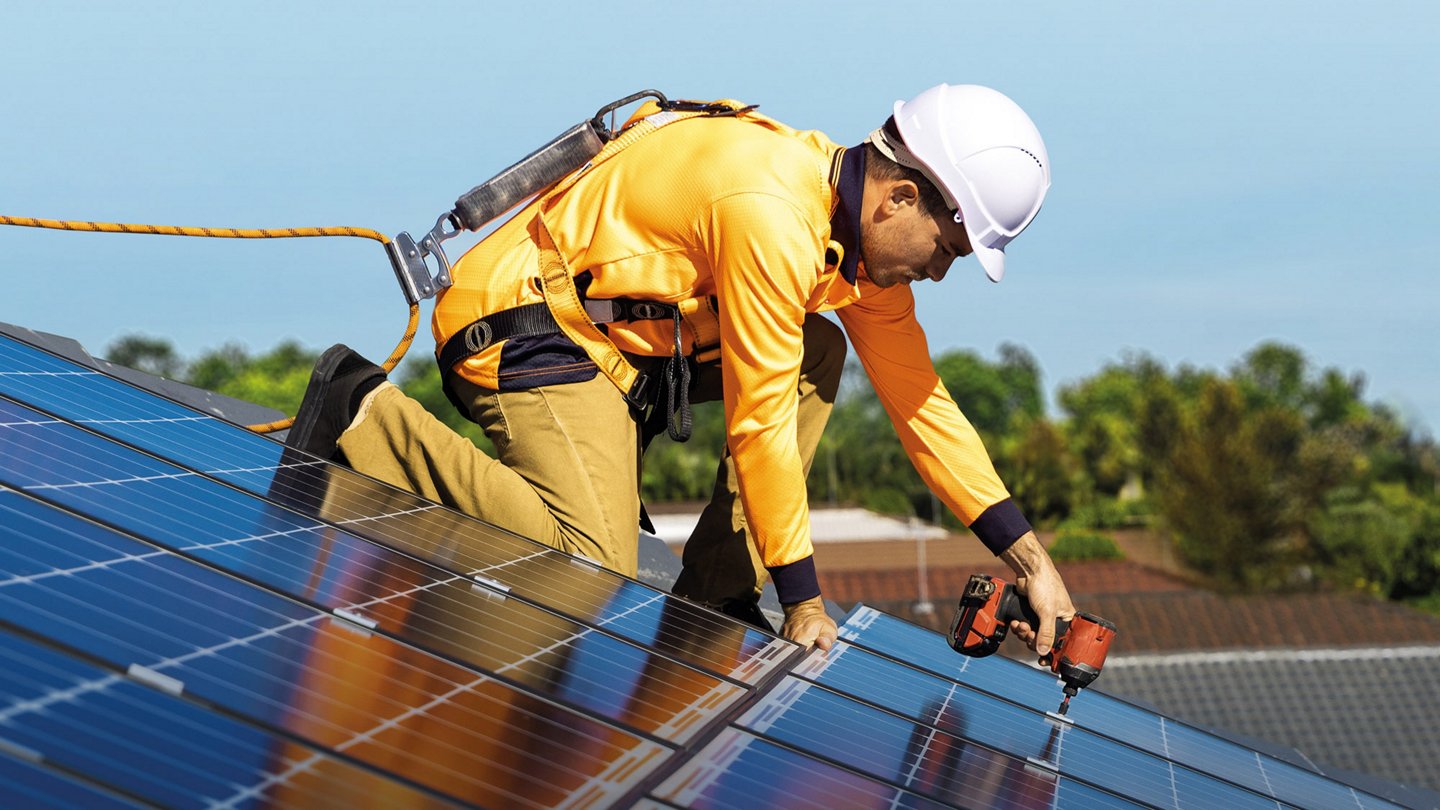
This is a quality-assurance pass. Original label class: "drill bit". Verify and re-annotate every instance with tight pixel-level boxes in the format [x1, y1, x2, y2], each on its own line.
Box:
[1057, 685, 1078, 716]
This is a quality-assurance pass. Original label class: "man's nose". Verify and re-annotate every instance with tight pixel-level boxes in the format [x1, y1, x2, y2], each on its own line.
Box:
[927, 259, 952, 282]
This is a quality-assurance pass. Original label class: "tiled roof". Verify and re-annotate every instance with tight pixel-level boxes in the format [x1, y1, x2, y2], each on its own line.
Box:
[1102, 647, 1440, 801]
[820, 559, 1193, 605]
[829, 560, 1440, 656]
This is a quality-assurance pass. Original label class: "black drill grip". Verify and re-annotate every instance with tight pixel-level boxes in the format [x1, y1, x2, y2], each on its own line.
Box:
[998, 584, 1070, 645]
[450, 120, 607, 233]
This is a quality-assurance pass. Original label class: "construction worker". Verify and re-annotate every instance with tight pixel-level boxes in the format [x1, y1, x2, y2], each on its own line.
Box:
[289, 83, 1077, 654]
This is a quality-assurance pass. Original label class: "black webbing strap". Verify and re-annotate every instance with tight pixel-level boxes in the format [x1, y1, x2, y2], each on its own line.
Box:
[437, 298, 695, 442]
[436, 302, 562, 375]
[661, 309, 692, 442]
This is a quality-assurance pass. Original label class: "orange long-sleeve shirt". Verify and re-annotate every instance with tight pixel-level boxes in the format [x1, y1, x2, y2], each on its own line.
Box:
[434, 106, 1028, 604]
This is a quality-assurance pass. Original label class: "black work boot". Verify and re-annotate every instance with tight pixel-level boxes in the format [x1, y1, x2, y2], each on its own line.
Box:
[286, 344, 386, 462]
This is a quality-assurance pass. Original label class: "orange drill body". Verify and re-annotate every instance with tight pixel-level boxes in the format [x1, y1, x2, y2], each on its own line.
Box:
[948, 573, 1117, 714]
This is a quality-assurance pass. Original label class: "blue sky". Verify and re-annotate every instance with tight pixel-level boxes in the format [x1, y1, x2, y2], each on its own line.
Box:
[4, 1, 1438, 432]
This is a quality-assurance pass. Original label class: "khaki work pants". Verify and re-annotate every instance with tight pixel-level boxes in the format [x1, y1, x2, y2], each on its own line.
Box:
[337, 313, 846, 608]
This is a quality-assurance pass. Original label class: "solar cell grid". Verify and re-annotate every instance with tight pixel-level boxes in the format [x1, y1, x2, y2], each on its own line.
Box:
[0, 752, 143, 810]
[651, 727, 954, 810]
[0, 335, 792, 687]
[0, 396, 773, 748]
[0, 628, 458, 809]
[0, 483, 739, 749]
[733, 675, 1157, 809]
[838, 607, 1405, 810]
[0, 487, 672, 807]
[793, 641, 1297, 809]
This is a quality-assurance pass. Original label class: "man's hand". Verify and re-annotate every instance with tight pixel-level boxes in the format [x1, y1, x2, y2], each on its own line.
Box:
[780, 596, 837, 651]
[1000, 531, 1076, 657]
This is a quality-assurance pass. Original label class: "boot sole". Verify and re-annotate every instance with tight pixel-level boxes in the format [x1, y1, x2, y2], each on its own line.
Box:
[286, 345, 352, 459]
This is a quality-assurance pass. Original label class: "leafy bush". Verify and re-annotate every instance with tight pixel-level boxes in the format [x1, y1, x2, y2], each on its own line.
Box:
[1048, 529, 1124, 561]
[1062, 496, 1151, 530]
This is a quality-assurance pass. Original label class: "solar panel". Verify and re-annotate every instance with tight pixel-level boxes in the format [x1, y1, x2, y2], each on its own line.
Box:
[0, 751, 144, 810]
[837, 607, 1404, 810]
[0, 329, 1412, 809]
[0, 487, 672, 807]
[0, 395, 756, 741]
[0, 335, 791, 687]
[0, 626, 457, 809]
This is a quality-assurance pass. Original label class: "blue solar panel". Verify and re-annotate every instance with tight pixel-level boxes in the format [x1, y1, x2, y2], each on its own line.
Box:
[0, 752, 144, 810]
[837, 607, 1404, 810]
[0, 398, 750, 745]
[793, 641, 1294, 809]
[0, 487, 669, 806]
[0, 334, 791, 687]
[652, 727, 954, 810]
[0, 328, 1414, 809]
[0, 627, 456, 809]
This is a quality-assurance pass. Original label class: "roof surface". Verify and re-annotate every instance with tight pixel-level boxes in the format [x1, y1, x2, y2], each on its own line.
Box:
[1, 323, 1427, 809]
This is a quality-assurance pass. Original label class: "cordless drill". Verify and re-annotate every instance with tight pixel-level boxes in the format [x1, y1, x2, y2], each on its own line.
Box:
[947, 573, 1117, 715]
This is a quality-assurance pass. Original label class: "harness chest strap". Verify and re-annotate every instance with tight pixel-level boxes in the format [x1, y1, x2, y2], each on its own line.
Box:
[438, 107, 733, 397]
[528, 107, 727, 401]
[535, 217, 640, 396]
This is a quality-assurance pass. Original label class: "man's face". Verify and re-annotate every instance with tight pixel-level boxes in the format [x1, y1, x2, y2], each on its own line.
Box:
[860, 186, 973, 289]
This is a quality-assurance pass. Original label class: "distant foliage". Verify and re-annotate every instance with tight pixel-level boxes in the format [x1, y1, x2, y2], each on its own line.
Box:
[1047, 529, 1125, 562]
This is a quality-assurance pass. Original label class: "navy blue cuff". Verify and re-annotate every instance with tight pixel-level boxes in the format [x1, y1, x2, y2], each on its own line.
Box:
[969, 499, 1032, 555]
[768, 556, 821, 605]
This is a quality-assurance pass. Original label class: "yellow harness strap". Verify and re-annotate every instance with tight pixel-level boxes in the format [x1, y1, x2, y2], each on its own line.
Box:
[536, 218, 640, 394]
[680, 296, 723, 364]
[532, 105, 729, 399]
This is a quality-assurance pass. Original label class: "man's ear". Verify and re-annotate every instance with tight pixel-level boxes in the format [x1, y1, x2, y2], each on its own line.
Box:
[884, 179, 921, 212]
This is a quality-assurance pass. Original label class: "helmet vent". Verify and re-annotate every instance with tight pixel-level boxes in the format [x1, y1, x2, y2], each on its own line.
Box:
[1018, 147, 1044, 171]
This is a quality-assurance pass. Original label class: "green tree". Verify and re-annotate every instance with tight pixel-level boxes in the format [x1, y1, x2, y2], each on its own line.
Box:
[1153, 377, 1306, 589]
[933, 342, 1043, 444]
[105, 334, 183, 379]
[1005, 417, 1077, 524]
[1309, 484, 1415, 594]
[187, 341, 317, 414]
[1058, 353, 1168, 497]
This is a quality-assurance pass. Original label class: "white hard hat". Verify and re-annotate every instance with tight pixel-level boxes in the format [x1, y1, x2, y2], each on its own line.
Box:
[887, 84, 1051, 282]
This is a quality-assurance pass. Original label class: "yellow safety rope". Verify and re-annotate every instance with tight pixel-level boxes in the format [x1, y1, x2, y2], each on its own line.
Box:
[0, 215, 421, 434]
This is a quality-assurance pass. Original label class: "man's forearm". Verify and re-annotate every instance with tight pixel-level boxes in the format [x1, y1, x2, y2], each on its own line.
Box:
[999, 530, 1051, 578]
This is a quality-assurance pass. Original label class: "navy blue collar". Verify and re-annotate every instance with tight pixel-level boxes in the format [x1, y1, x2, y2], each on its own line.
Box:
[828, 145, 866, 285]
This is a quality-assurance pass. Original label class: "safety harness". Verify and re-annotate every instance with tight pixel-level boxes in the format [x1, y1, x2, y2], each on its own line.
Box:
[436, 100, 749, 442]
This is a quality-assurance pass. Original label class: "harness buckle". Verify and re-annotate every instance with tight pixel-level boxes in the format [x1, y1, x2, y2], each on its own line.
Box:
[623, 371, 654, 411]
[630, 301, 672, 320]
[583, 299, 622, 323]
[463, 320, 495, 353]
